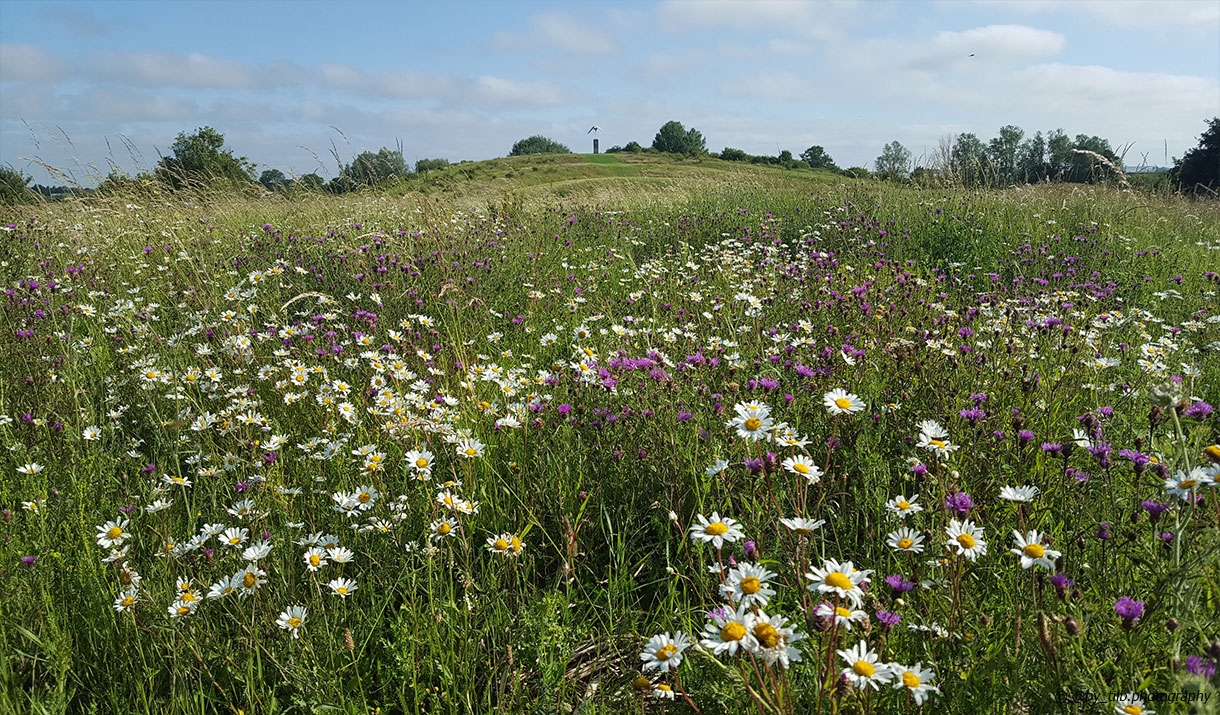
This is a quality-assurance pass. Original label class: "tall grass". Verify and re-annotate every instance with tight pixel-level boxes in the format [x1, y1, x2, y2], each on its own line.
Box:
[1, 173, 1218, 714]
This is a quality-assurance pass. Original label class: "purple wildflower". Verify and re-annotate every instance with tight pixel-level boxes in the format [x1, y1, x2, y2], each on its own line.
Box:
[1185, 656, 1217, 679]
[1018, 429, 1035, 446]
[20, 555, 37, 567]
[1096, 522, 1112, 540]
[944, 491, 973, 515]
[1141, 500, 1172, 523]
[1050, 572, 1075, 599]
[1115, 596, 1145, 627]
[1183, 401, 1213, 419]
[885, 574, 916, 594]
[875, 609, 901, 629]
[1041, 442, 1063, 456]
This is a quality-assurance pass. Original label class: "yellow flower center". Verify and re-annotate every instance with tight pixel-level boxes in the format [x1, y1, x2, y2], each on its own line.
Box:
[309, 555, 321, 567]
[852, 660, 875, 677]
[494, 539, 509, 551]
[753, 622, 780, 648]
[740, 576, 761, 595]
[1180, 479, 1197, 489]
[898, 538, 914, 550]
[437, 523, 452, 535]
[825, 572, 853, 591]
[956, 533, 976, 549]
[929, 439, 946, 449]
[896, 500, 910, 510]
[902, 671, 921, 688]
[705, 522, 729, 536]
[107, 526, 123, 540]
[834, 397, 852, 410]
[465, 448, 476, 456]
[243, 572, 257, 588]
[510, 536, 522, 553]
[287, 617, 302, 628]
[655, 644, 678, 661]
[632, 676, 651, 692]
[1023, 543, 1045, 558]
[358, 492, 371, 504]
[1123, 707, 1143, 715]
[720, 622, 747, 641]
[415, 458, 429, 469]
[336, 587, 348, 595]
[177, 606, 190, 616]
[229, 537, 241, 544]
[121, 596, 134, 607]
[180, 591, 197, 602]
[793, 463, 809, 474]
[835, 606, 852, 618]
[744, 417, 762, 431]
[1204, 445, 1220, 463]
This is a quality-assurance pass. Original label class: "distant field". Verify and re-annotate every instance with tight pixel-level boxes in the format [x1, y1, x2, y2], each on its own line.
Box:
[1, 159, 1218, 714]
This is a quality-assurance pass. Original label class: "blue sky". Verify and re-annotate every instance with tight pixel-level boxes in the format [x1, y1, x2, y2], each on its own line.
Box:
[2, 0, 1217, 185]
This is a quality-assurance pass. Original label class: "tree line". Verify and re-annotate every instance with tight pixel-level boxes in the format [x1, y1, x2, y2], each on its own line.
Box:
[2, 118, 1216, 203]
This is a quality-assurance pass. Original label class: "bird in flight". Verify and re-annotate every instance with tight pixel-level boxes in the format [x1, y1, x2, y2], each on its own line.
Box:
[588, 125, 601, 134]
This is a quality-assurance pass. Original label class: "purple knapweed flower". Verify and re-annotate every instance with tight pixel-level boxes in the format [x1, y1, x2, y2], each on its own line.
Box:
[1183, 401, 1213, 419]
[1115, 596, 1145, 627]
[1096, 522, 1112, 540]
[875, 609, 901, 629]
[1185, 656, 1217, 679]
[885, 574, 916, 594]
[20, 555, 37, 567]
[945, 491, 973, 515]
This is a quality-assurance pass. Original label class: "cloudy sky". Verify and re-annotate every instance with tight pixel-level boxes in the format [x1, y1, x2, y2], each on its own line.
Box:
[2, 0, 1217, 185]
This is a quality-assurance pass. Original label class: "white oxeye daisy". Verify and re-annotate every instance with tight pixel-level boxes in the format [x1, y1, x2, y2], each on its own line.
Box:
[945, 519, 987, 561]
[276, 605, 307, 638]
[82, 426, 102, 441]
[96, 516, 130, 548]
[17, 463, 45, 475]
[781, 454, 822, 484]
[837, 640, 892, 690]
[639, 632, 691, 673]
[998, 485, 1040, 503]
[892, 662, 939, 705]
[699, 605, 757, 656]
[327, 577, 358, 598]
[1164, 467, 1213, 500]
[815, 602, 867, 631]
[485, 533, 525, 557]
[705, 459, 729, 477]
[806, 558, 871, 607]
[303, 547, 328, 571]
[113, 587, 140, 612]
[220, 527, 249, 548]
[916, 421, 959, 458]
[823, 389, 865, 416]
[428, 518, 458, 543]
[241, 542, 272, 562]
[886, 527, 926, 554]
[885, 494, 923, 518]
[689, 512, 745, 549]
[1010, 530, 1061, 570]
[749, 610, 805, 668]
[780, 516, 826, 535]
[720, 563, 777, 608]
[168, 599, 198, 619]
[1114, 692, 1155, 715]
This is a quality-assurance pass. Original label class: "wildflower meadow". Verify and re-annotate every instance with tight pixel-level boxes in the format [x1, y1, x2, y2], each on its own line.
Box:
[2, 164, 1218, 714]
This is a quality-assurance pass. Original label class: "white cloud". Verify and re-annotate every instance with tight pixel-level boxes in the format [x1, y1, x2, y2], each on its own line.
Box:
[464, 76, 572, 109]
[91, 51, 258, 89]
[719, 71, 818, 101]
[0, 43, 72, 82]
[495, 12, 617, 56]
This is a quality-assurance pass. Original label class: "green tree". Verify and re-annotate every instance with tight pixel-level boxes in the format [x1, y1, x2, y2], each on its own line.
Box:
[1170, 117, 1220, 193]
[342, 147, 410, 187]
[719, 147, 748, 161]
[156, 126, 255, 190]
[800, 145, 838, 170]
[414, 158, 450, 173]
[1017, 131, 1048, 182]
[874, 141, 912, 181]
[950, 133, 990, 187]
[1047, 129, 1073, 179]
[988, 125, 1024, 185]
[292, 173, 325, 193]
[259, 169, 289, 191]
[1066, 135, 1121, 183]
[652, 121, 707, 155]
[0, 165, 37, 204]
[509, 135, 571, 156]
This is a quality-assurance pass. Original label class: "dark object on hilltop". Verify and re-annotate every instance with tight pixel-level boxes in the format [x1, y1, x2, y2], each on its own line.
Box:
[1170, 117, 1219, 194]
